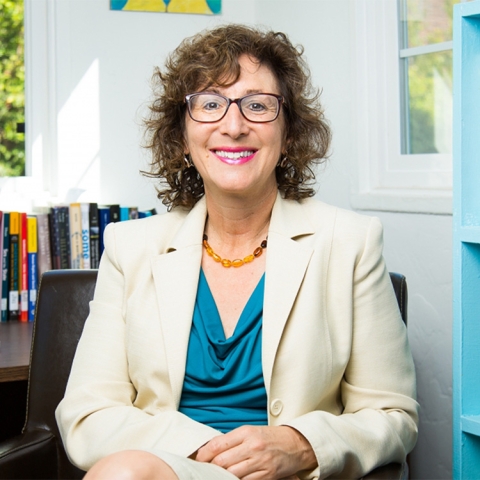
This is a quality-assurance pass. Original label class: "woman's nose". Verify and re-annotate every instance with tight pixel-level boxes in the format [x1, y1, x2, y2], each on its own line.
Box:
[218, 103, 249, 137]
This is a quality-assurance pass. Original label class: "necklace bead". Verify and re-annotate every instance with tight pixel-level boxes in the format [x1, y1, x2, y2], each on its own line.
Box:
[203, 234, 267, 268]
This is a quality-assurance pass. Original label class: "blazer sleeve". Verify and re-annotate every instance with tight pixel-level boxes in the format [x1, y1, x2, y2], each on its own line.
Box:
[55, 224, 221, 471]
[284, 217, 419, 479]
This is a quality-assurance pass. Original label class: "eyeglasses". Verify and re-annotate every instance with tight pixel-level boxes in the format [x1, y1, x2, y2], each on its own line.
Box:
[185, 92, 284, 123]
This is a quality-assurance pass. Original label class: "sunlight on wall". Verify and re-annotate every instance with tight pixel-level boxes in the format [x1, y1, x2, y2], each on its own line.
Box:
[57, 59, 101, 203]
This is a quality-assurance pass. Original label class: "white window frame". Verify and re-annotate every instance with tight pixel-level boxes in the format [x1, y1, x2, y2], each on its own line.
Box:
[351, 0, 452, 215]
[0, 0, 57, 211]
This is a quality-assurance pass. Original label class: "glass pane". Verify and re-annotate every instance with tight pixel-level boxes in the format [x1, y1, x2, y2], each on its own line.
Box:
[401, 0, 457, 48]
[404, 50, 452, 154]
[0, 0, 25, 176]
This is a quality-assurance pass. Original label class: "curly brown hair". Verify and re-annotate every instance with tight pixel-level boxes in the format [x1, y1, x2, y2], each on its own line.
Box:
[143, 24, 331, 210]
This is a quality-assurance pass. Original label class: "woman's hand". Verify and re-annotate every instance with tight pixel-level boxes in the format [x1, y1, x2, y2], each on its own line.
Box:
[194, 425, 317, 480]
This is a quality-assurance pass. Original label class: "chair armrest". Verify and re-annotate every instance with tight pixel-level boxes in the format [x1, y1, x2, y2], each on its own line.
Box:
[0, 429, 58, 479]
[361, 462, 408, 480]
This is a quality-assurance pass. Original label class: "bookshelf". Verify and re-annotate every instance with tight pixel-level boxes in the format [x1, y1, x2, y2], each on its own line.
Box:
[453, 1, 480, 478]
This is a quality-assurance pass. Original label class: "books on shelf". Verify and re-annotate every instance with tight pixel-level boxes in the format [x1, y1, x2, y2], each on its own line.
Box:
[0, 202, 156, 322]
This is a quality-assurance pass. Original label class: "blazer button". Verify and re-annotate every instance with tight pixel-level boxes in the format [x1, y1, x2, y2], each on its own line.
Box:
[270, 399, 283, 416]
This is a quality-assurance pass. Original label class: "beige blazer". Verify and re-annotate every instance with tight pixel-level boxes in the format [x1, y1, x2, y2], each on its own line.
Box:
[56, 194, 419, 479]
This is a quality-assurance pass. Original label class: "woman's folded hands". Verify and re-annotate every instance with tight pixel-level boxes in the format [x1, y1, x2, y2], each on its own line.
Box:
[194, 425, 317, 480]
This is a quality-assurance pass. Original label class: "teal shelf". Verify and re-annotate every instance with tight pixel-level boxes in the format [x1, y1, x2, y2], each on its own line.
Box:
[453, 1, 480, 479]
[462, 416, 480, 437]
[459, 226, 480, 244]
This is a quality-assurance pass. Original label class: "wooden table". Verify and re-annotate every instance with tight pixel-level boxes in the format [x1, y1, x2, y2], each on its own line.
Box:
[0, 322, 33, 382]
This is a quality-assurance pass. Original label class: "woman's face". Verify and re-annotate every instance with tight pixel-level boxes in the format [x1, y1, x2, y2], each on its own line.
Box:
[183, 54, 285, 201]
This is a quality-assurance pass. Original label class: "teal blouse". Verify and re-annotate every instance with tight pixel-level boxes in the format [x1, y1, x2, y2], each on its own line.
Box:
[178, 269, 268, 433]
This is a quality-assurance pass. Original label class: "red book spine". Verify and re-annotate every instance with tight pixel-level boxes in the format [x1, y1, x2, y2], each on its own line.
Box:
[20, 213, 28, 322]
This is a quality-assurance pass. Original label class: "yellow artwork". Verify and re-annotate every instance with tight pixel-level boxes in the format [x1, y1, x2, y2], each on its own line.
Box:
[123, 0, 165, 12]
[111, 0, 221, 15]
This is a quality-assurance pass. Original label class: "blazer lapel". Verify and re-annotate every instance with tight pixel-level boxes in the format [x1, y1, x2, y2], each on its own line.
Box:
[262, 194, 315, 391]
[150, 198, 207, 406]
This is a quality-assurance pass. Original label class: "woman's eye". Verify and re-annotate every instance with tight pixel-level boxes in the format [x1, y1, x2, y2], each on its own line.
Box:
[246, 102, 267, 112]
[203, 101, 221, 111]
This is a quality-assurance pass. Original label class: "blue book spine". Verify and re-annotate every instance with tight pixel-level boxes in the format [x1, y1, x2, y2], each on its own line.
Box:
[28, 252, 37, 321]
[27, 216, 38, 322]
[98, 208, 111, 256]
[120, 206, 129, 222]
[1, 213, 9, 322]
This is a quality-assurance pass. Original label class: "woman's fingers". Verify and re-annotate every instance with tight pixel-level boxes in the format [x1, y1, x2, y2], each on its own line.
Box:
[195, 431, 244, 463]
[195, 425, 312, 479]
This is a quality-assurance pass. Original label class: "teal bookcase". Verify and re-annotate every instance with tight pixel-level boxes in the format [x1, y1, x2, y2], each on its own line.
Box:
[453, 1, 480, 478]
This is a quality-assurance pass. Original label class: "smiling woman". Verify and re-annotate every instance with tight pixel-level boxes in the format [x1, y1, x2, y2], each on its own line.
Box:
[143, 25, 330, 210]
[56, 24, 418, 480]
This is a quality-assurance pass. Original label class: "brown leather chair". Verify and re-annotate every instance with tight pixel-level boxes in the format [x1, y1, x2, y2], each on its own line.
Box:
[0, 269, 409, 479]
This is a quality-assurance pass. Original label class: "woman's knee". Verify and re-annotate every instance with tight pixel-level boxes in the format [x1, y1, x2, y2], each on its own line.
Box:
[84, 450, 178, 480]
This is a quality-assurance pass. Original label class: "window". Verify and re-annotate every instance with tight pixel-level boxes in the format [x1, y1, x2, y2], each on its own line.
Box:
[0, 0, 25, 177]
[351, 0, 470, 214]
[0, 0, 54, 212]
[399, 0, 454, 155]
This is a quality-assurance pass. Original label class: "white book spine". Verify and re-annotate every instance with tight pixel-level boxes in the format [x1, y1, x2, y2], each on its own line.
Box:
[80, 203, 91, 269]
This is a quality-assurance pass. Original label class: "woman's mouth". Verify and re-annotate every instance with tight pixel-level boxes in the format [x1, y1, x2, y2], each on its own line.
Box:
[213, 149, 257, 165]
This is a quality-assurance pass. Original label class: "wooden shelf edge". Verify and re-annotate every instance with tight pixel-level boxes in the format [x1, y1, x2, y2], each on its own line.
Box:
[0, 365, 29, 383]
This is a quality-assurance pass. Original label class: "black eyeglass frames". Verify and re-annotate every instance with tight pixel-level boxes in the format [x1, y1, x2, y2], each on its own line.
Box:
[185, 92, 284, 123]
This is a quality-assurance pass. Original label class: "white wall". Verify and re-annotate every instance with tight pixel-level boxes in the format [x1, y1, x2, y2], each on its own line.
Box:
[37, 0, 453, 477]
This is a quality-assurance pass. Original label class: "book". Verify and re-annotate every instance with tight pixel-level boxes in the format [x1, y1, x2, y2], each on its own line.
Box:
[120, 206, 129, 222]
[109, 204, 120, 223]
[56, 206, 70, 269]
[98, 207, 111, 257]
[9, 212, 20, 320]
[138, 208, 157, 219]
[49, 209, 61, 269]
[80, 203, 91, 269]
[36, 213, 52, 276]
[129, 207, 139, 220]
[19, 213, 29, 322]
[89, 203, 100, 269]
[69, 203, 83, 269]
[0, 212, 2, 290]
[27, 216, 38, 321]
[1, 213, 9, 322]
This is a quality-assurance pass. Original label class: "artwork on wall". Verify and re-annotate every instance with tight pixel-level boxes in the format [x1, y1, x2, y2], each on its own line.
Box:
[110, 0, 221, 15]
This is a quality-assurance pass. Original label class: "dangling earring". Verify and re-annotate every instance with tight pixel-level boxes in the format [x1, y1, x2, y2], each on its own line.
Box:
[184, 155, 193, 168]
[278, 156, 288, 168]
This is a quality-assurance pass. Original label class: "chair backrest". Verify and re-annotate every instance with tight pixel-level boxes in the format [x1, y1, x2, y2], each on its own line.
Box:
[26, 269, 97, 479]
[389, 272, 408, 324]
[23, 269, 406, 478]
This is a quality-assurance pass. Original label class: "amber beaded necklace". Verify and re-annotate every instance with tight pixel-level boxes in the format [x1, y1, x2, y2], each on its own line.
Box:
[202, 234, 267, 268]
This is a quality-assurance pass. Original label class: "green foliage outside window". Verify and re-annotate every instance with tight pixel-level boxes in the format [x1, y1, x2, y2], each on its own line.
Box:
[404, 0, 455, 154]
[0, 0, 25, 177]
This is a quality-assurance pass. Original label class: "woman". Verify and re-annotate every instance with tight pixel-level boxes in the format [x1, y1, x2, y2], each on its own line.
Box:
[56, 24, 418, 479]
